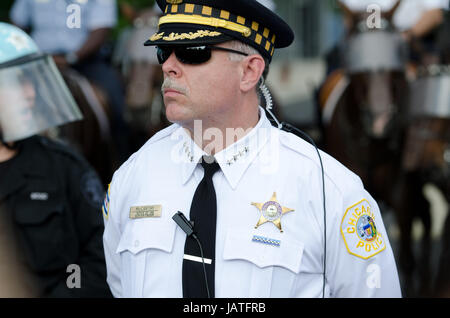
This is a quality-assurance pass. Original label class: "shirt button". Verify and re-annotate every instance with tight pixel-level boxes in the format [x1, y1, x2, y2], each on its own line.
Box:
[134, 240, 140, 247]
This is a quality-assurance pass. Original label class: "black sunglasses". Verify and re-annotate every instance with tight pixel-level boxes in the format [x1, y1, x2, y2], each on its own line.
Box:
[156, 45, 249, 65]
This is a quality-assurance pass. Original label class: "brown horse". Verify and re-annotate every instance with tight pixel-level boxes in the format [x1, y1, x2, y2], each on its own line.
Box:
[433, 14, 450, 297]
[319, 2, 433, 297]
[403, 64, 450, 297]
[321, 3, 409, 199]
[55, 68, 118, 186]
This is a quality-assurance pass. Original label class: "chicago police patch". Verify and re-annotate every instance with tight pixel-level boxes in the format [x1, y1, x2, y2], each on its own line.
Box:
[340, 199, 386, 260]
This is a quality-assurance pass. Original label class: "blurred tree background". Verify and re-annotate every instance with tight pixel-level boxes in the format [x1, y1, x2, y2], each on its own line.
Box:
[0, 0, 156, 37]
[0, 0, 341, 56]
[0, 0, 14, 22]
[117, 0, 154, 9]
[115, 0, 155, 37]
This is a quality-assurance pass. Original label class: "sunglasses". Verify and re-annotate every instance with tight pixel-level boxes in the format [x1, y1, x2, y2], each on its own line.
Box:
[156, 45, 249, 65]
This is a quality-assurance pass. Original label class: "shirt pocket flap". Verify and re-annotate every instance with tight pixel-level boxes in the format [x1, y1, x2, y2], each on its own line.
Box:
[223, 229, 304, 274]
[14, 201, 64, 225]
[116, 219, 176, 255]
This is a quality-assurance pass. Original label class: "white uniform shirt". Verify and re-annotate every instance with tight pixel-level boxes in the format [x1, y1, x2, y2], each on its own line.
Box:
[103, 109, 401, 298]
[341, 0, 449, 30]
[10, 0, 117, 54]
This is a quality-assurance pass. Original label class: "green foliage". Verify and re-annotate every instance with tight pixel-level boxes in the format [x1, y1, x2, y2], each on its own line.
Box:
[324, 0, 344, 13]
[117, 0, 155, 10]
[114, 0, 156, 38]
[0, 0, 15, 22]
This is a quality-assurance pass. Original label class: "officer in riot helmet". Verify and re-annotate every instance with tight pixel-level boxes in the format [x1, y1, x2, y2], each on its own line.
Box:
[0, 22, 111, 297]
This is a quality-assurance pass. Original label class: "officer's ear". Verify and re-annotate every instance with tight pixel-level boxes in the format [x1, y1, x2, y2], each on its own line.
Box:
[239, 54, 265, 94]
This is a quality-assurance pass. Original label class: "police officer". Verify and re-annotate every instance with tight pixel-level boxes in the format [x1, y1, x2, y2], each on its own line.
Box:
[340, 0, 448, 38]
[10, 0, 130, 162]
[340, 0, 448, 65]
[103, 0, 401, 298]
[0, 23, 111, 297]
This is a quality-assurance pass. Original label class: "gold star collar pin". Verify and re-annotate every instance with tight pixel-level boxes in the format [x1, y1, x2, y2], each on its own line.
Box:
[251, 192, 294, 233]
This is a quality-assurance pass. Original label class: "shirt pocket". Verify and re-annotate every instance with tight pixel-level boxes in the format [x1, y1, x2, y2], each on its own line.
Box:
[220, 229, 304, 297]
[116, 219, 177, 297]
[13, 196, 65, 271]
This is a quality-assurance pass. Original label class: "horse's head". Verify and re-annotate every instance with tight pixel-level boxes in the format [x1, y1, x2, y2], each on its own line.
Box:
[346, 70, 408, 139]
[338, 0, 409, 139]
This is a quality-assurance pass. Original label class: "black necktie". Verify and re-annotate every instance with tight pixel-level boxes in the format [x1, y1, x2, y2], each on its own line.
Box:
[182, 156, 220, 298]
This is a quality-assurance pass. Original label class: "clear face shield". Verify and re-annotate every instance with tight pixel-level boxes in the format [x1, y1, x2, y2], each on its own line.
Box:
[0, 54, 82, 143]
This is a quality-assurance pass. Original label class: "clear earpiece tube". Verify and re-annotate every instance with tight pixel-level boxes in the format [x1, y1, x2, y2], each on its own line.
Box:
[259, 81, 282, 129]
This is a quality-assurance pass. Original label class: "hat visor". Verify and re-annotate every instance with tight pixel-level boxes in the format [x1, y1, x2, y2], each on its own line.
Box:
[144, 24, 234, 47]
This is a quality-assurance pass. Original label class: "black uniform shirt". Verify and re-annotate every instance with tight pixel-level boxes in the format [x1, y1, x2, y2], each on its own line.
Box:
[0, 136, 111, 297]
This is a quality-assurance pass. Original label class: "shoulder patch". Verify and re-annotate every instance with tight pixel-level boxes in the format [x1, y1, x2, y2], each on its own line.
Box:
[80, 171, 104, 208]
[102, 184, 110, 220]
[340, 199, 386, 260]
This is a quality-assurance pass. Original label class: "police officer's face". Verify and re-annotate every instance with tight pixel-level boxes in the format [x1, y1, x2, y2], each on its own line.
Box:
[161, 43, 242, 130]
[0, 79, 37, 132]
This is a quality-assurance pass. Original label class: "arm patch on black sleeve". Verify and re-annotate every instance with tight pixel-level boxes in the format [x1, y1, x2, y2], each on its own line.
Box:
[80, 171, 105, 208]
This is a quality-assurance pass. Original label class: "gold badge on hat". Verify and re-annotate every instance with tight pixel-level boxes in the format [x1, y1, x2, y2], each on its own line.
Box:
[251, 192, 294, 233]
[166, 0, 183, 4]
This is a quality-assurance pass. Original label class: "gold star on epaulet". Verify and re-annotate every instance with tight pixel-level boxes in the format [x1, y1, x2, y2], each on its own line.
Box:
[251, 192, 294, 233]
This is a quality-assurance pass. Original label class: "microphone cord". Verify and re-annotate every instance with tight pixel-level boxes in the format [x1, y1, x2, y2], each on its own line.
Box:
[172, 212, 211, 298]
[280, 122, 327, 298]
[261, 82, 327, 297]
[192, 234, 211, 299]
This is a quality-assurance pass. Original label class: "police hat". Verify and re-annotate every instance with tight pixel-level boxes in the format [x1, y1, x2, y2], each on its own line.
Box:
[144, 0, 294, 62]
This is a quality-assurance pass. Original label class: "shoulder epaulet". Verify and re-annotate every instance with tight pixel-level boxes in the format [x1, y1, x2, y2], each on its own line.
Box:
[145, 124, 179, 146]
[112, 124, 179, 180]
[279, 130, 362, 190]
[279, 130, 326, 167]
[36, 135, 86, 163]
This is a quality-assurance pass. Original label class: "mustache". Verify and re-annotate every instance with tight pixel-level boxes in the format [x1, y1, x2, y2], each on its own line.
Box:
[161, 78, 189, 95]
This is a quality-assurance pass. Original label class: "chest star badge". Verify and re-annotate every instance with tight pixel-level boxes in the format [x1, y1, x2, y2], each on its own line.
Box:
[251, 192, 294, 233]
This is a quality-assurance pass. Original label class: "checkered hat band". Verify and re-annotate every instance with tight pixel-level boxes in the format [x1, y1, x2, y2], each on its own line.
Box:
[162, 3, 276, 56]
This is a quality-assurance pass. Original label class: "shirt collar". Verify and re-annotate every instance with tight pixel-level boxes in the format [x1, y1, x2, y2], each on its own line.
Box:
[175, 107, 274, 189]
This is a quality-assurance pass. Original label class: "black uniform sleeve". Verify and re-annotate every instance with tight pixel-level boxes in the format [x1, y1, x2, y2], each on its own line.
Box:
[47, 154, 112, 298]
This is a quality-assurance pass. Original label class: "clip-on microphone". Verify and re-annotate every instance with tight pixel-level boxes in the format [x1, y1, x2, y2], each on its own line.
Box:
[172, 211, 196, 238]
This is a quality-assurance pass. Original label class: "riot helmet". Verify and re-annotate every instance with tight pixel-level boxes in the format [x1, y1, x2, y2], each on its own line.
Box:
[0, 22, 82, 143]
